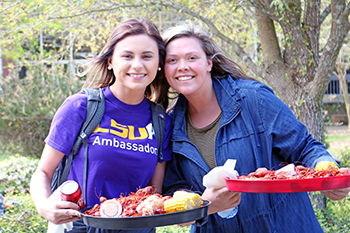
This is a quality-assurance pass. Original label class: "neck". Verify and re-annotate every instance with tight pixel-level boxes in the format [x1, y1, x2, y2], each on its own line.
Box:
[186, 87, 221, 128]
[109, 84, 145, 105]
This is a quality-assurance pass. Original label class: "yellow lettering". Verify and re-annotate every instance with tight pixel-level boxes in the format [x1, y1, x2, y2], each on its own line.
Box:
[93, 124, 109, 133]
[128, 126, 148, 140]
[110, 119, 128, 138]
[97, 119, 150, 140]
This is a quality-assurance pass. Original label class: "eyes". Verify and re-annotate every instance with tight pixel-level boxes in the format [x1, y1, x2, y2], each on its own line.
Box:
[121, 53, 154, 60]
[166, 58, 177, 63]
[166, 55, 199, 64]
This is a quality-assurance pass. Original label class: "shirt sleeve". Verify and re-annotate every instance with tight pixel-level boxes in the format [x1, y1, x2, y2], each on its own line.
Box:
[256, 83, 337, 168]
[44, 92, 87, 155]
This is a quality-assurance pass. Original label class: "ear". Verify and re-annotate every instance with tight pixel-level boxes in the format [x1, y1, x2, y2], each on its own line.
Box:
[207, 59, 213, 73]
[108, 58, 112, 68]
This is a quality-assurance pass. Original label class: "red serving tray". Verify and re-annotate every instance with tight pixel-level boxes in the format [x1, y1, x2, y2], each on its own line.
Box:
[225, 174, 350, 193]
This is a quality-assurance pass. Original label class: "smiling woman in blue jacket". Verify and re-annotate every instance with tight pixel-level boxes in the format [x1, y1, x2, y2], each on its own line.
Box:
[161, 24, 350, 233]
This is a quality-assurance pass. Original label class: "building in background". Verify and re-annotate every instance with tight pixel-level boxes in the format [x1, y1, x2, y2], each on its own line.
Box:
[324, 72, 350, 102]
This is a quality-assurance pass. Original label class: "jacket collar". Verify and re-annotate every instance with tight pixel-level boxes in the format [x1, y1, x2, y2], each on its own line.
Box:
[171, 76, 244, 171]
[172, 76, 243, 141]
[212, 76, 243, 127]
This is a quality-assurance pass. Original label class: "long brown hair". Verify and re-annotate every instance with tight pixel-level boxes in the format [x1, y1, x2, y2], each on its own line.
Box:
[79, 18, 168, 108]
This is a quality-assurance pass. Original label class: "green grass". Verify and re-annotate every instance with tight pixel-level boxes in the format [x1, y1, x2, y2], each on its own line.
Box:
[325, 131, 350, 161]
[0, 150, 12, 161]
[325, 133, 350, 144]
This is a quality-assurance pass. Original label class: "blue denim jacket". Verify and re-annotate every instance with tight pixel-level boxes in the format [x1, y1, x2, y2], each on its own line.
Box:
[163, 76, 335, 233]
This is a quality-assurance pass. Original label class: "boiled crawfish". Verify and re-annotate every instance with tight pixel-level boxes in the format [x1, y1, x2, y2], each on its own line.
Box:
[83, 186, 167, 217]
[239, 165, 349, 180]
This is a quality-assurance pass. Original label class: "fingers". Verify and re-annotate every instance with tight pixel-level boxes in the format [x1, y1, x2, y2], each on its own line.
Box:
[224, 188, 241, 200]
[204, 187, 242, 215]
[53, 209, 81, 225]
[229, 192, 241, 206]
[64, 209, 82, 218]
[57, 200, 81, 211]
[322, 187, 350, 201]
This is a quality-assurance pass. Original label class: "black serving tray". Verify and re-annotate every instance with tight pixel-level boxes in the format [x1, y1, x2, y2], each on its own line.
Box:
[81, 200, 210, 229]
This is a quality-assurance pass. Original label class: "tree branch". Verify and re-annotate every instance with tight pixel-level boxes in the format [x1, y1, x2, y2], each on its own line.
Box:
[158, 1, 263, 77]
[314, 0, 350, 96]
[0, 1, 21, 15]
[47, 1, 264, 77]
[340, 1, 350, 26]
[345, 1, 350, 14]
[47, 4, 126, 20]
[302, 0, 320, 73]
[319, 4, 331, 26]
[255, 8, 283, 64]
[246, 0, 280, 21]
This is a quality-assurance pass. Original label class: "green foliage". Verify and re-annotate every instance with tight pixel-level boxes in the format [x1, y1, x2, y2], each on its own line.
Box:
[0, 64, 81, 157]
[0, 155, 39, 195]
[312, 149, 350, 232]
[0, 193, 48, 233]
[325, 132, 350, 144]
[314, 195, 350, 233]
[323, 102, 347, 117]
[157, 225, 190, 233]
[339, 146, 350, 168]
[324, 131, 350, 159]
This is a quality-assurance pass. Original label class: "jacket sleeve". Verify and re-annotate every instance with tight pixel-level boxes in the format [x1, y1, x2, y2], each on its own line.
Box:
[255, 83, 337, 168]
[161, 113, 174, 162]
[162, 152, 193, 196]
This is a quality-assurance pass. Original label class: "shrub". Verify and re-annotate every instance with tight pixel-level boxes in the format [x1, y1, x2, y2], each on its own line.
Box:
[0, 155, 38, 195]
[339, 146, 350, 168]
[0, 64, 81, 158]
[312, 147, 350, 232]
[314, 195, 350, 233]
[0, 193, 48, 233]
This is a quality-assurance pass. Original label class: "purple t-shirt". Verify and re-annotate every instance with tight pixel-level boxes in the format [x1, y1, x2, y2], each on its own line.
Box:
[45, 86, 172, 207]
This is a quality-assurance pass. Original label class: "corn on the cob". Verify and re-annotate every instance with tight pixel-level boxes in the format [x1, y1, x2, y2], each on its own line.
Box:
[173, 191, 203, 208]
[164, 191, 203, 213]
[164, 197, 194, 213]
[315, 161, 339, 172]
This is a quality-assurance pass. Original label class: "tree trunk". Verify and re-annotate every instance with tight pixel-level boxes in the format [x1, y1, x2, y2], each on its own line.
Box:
[290, 92, 325, 141]
[247, 0, 350, 142]
[309, 192, 327, 210]
[336, 62, 350, 132]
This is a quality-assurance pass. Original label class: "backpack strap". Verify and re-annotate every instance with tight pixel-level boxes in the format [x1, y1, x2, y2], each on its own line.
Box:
[150, 102, 166, 163]
[59, 88, 105, 206]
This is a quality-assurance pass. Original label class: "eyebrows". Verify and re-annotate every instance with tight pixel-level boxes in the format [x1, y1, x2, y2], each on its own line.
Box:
[121, 50, 156, 54]
[166, 51, 200, 57]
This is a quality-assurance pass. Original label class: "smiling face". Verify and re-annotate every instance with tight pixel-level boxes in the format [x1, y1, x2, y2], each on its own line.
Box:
[108, 34, 159, 103]
[164, 37, 212, 98]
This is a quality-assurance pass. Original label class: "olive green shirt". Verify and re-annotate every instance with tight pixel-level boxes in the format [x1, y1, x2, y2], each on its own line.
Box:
[186, 112, 222, 170]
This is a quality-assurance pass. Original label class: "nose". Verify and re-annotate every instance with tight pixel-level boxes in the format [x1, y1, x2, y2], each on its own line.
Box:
[132, 57, 143, 70]
[177, 59, 189, 72]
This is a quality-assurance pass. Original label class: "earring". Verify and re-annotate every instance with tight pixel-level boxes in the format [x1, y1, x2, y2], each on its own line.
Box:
[108, 66, 112, 70]
[158, 67, 161, 71]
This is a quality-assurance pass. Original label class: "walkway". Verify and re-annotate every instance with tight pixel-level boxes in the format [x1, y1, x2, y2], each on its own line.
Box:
[325, 125, 349, 134]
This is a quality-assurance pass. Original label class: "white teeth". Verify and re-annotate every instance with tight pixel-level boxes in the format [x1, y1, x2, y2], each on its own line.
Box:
[129, 74, 145, 78]
[178, 76, 192, 81]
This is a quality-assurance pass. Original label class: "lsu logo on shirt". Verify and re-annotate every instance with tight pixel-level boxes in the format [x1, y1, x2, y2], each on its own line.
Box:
[91, 120, 158, 155]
